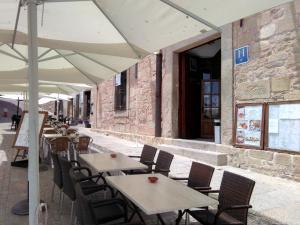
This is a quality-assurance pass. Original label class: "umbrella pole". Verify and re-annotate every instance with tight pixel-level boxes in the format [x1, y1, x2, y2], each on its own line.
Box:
[27, 1, 40, 225]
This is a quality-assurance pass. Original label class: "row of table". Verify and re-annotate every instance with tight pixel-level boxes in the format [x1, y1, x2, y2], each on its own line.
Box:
[80, 153, 218, 225]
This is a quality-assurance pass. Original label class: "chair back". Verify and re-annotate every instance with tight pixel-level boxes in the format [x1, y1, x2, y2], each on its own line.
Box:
[140, 144, 157, 164]
[75, 183, 97, 225]
[187, 162, 214, 189]
[67, 128, 78, 135]
[49, 137, 69, 153]
[218, 171, 255, 225]
[58, 157, 76, 201]
[44, 129, 57, 134]
[50, 152, 63, 189]
[155, 150, 174, 176]
[76, 136, 92, 152]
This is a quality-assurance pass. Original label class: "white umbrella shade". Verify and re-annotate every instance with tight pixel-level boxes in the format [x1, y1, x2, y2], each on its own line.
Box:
[0, 83, 88, 95]
[0, 0, 292, 86]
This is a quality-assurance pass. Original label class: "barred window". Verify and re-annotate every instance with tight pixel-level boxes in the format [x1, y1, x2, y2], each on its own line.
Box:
[115, 71, 127, 111]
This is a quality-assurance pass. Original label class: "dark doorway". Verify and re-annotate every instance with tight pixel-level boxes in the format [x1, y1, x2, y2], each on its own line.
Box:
[179, 39, 221, 140]
[83, 91, 91, 120]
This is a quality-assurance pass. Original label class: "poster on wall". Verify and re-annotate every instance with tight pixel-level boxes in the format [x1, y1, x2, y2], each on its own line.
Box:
[235, 104, 264, 148]
[267, 103, 300, 152]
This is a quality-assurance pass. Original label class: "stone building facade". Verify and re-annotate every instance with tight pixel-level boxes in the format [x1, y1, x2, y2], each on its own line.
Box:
[89, 1, 300, 181]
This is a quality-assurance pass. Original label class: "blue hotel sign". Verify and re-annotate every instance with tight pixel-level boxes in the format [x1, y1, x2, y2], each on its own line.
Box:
[235, 46, 249, 65]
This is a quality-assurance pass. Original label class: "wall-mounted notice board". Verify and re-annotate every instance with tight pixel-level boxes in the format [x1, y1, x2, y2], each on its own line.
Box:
[12, 111, 47, 149]
[266, 102, 300, 153]
[234, 104, 264, 149]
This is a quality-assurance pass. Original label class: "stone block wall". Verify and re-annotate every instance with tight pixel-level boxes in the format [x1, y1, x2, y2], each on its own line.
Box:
[90, 54, 156, 136]
[233, 2, 300, 102]
[231, 1, 300, 181]
[220, 146, 300, 181]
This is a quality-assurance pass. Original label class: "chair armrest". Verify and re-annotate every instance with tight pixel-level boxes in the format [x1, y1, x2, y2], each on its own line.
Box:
[144, 160, 155, 166]
[70, 160, 81, 167]
[199, 189, 220, 194]
[92, 198, 126, 209]
[171, 177, 189, 181]
[192, 186, 212, 191]
[215, 205, 252, 224]
[72, 166, 92, 177]
[128, 155, 141, 158]
[153, 168, 170, 173]
[83, 184, 115, 197]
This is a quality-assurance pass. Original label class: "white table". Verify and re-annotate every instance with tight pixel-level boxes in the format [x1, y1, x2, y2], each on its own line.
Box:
[106, 173, 218, 224]
[43, 127, 56, 131]
[79, 153, 148, 173]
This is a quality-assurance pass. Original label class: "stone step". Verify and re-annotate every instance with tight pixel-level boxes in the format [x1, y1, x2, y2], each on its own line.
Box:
[158, 144, 227, 166]
[163, 138, 218, 152]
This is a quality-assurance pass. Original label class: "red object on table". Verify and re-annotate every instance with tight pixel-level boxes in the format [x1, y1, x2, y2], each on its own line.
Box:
[148, 176, 158, 183]
[110, 153, 117, 158]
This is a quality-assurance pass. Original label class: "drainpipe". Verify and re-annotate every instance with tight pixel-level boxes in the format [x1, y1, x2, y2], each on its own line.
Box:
[155, 52, 162, 137]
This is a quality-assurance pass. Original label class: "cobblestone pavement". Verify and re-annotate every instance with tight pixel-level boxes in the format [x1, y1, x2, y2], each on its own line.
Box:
[0, 123, 299, 225]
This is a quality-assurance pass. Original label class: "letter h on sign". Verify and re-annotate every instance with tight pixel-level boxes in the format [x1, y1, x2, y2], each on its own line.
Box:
[235, 46, 249, 65]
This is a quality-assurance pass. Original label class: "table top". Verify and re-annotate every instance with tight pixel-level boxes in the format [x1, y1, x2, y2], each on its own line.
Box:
[43, 133, 63, 139]
[43, 127, 56, 131]
[80, 153, 148, 173]
[106, 173, 218, 215]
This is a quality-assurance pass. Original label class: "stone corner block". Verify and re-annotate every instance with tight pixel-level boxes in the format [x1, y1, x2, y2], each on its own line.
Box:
[271, 77, 290, 92]
[274, 152, 292, 166]
[248, 149, 274, 161]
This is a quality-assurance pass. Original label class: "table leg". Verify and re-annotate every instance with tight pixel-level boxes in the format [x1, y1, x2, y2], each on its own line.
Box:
[156, 214, 166, 225]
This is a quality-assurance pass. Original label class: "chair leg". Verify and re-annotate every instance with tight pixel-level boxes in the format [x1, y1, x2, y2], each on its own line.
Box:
[70, 201, 74, 224]
[60, 192, 64, 214]
[51, 183, 55, 202]
[185, 212, 190, 225]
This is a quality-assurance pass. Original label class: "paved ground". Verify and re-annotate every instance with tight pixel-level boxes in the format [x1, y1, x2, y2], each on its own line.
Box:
[0, 123, 299, 225]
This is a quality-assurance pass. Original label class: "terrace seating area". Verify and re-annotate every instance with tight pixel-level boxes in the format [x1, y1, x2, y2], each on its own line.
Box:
[0, 121, 300, 225]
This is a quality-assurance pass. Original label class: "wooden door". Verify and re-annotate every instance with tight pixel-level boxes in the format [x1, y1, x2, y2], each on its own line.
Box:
[200, 80, 220, 138]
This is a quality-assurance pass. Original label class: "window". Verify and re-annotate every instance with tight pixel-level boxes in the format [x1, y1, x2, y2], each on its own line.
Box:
[115, 71, 127, 111]
[234, 101, 300, 153]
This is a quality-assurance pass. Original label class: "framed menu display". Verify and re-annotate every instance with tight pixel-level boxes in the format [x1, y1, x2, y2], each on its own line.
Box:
[12, 111, 47, 149]
[266, 102, 300, 153]
[234, 104, 264, 149]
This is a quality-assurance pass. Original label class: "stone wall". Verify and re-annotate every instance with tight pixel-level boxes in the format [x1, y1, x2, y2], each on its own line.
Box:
[40, 101, 55, 114]
[90, 54, 156, 136]
[233, 2, 300, 102]
[220, 146, 300, 181]
[231, 1, 300, 181]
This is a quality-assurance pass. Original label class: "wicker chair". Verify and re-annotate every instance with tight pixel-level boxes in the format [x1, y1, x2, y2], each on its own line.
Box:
[124, 144, 157, 174]
[74, 136, 93, 154]
[173, 162, 215, 224]
[43, 129, 57, 134]
[50, 152, 63, 203]
[59, 157, 109, 222]
[74, 182, 128, 225]
[186, 171, 255, 225]
[131, 150, 174, 176]
[67, 128, 78, 135]
[172, 161, 215, 191]
[49, 136, 70, 160]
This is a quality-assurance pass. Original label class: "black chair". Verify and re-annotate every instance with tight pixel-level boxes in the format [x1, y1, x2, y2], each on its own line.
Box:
[125, 144, 157, 174]
[59, 157, 108, 222]
[172, 161, 215, 191]
[75, 182, 128, 225]
[132, 150, 174, 176]
[186, 171, 255, 225]
[173, 162, 215, 224]
[50, 152, 63, 203]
